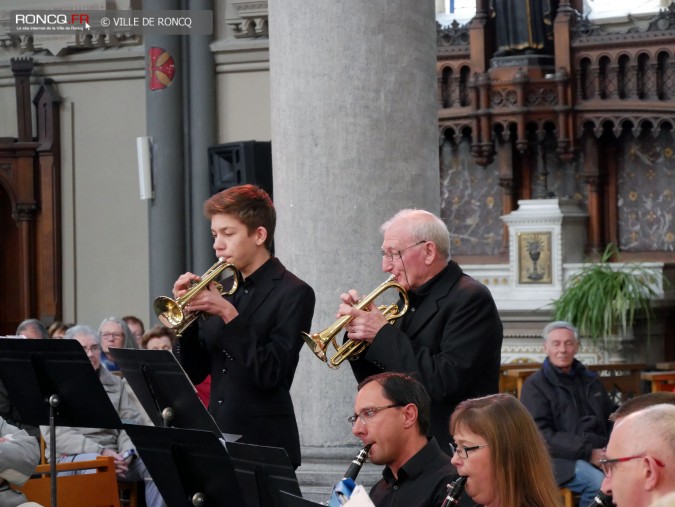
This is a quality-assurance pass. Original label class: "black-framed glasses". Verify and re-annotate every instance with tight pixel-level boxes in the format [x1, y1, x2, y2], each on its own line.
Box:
[449, 442, 489, 459]
[381, 240, 427, 262]
[347, 404, 402, 427]
[598, 455, 665, 478]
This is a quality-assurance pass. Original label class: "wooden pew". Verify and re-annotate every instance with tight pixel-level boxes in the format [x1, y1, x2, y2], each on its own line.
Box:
[18, 456, 121, 507]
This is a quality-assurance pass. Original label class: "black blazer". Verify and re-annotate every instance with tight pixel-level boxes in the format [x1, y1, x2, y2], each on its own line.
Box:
[349, 261, 503, 450]
[176, 257, 315, 467]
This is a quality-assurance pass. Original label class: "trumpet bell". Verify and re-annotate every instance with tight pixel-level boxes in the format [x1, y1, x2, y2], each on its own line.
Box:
[153, 296, 184, 328]
[301, 331, 333, 362]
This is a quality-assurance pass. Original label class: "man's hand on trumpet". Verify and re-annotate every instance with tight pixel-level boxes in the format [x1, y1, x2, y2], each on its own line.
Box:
[338, 289, 389, 343]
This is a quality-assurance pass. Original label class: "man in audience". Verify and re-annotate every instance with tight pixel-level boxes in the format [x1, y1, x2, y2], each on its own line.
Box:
[0, 416, 40, 507]
[520, 321, 616, 507]
[600, 404, 675, 507]
[41, 325, 165, 507]
[350, 372, 468, 507]
[15, 319, 48, 340]
[123, 316, 145, 348]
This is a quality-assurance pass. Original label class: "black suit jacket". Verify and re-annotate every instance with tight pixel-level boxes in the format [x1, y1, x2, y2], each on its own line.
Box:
[349, 261, 503, 450]
[176, 257, 315, 467]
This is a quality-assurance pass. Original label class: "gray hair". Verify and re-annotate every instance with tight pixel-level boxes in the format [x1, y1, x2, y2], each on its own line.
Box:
[620, 404, 675, 459]
[15, 319, 49, 339]
[542, 321, 578, 341]
[64, 324, 100, 345]
[98, 317, 138, 349]
[380, 209, 451, 260]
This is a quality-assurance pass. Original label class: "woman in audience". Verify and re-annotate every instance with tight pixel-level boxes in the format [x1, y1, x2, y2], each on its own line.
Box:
[48, 321, 71, 339]
[450, 393, 562, 507]
[98, 317, 137, 372]
[141, 325, 176, 351]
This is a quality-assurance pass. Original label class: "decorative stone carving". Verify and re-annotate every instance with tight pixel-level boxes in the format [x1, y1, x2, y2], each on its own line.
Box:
[227, 1, 269, 38]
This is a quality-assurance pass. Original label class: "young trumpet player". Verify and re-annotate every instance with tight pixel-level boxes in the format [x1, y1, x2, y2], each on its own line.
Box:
[172, 184, 315, 468]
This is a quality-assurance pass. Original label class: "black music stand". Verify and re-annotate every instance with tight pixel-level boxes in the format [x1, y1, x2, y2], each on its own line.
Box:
[123, 425, 247, 507]
[109, 348, 239, 440]
[225, 441, 305, 507]
[0, 338, 122, 507]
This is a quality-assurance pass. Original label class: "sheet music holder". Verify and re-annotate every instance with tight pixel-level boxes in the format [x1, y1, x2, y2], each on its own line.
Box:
[225, 441, 305, 507]
[123, 424, 247, 507]
[109, 348, 229, 437]
[0, 338, 123, 507]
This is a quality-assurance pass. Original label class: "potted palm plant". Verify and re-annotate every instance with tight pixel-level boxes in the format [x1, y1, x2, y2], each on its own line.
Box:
[552, 243, 662, 361]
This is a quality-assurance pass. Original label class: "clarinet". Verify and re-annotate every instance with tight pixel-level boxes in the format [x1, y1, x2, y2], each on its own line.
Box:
[440, 476, 467, 507]
[343, 444, 372, 480]
[587, 492, 612, 507]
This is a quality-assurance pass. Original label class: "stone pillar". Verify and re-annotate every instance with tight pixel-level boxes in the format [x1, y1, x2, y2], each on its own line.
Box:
[269, 0, 439, 458]
[145, 0, 186, 311]
[188, 0, 216, 273]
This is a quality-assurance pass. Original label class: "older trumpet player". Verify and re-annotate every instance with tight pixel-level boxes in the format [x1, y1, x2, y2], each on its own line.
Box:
[338, 209, 503, 453]
[172, 184, 315, 468]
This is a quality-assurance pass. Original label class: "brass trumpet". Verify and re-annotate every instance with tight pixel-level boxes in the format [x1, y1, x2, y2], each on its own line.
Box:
[302, 275, 408, 369]
[153, 257, 241, 336]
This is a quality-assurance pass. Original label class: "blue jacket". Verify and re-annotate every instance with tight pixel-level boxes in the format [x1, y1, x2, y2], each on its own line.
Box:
[520, 358, 616, 484]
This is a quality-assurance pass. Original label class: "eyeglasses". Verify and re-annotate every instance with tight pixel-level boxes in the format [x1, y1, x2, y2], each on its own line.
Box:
[450, 443, 489, 459]
[598, 455, 665, 478]
[100, 332, 124, 340]
[381, 240, 427, 263]
[81, 344, 100, 354]
[347, 404, 402, 427]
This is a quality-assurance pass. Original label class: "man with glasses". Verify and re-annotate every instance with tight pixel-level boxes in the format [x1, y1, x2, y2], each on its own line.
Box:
[520, 321, 615, 507]
[599, 404, 675, 507]
[350, 372, 470, 507]
[338, 209, 503, 453]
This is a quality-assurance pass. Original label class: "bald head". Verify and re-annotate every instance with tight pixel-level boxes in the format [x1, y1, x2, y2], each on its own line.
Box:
[602, 404, 675, 507]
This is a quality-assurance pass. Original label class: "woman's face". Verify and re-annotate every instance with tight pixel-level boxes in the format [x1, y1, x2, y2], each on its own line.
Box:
[451, 423, 496, 506]
[146, 336, 173, 351]
[99, 321, 125, 353]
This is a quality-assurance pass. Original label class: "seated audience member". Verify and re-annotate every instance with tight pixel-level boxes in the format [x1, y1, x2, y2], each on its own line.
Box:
[609, 391, 675, 423]
[520, 321, 615, 507]
[600, 404, 675, 507]
[48, 321, 71, 339]
[123, 316, 145, 349]
[0, 416, 40, 507]
[98, 317, 138, 373]
[15, 319, 48, 340]
[450, 393, 561, 507]
[141, 326, 176, 351]
[41, 325, 165, 507]
[351, 372, 469, 507]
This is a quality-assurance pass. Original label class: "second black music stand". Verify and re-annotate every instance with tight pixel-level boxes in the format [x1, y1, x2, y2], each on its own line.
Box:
[109, 348, 240, 440]
[0, 338, 122, 507]
[123, 424, 246, 507]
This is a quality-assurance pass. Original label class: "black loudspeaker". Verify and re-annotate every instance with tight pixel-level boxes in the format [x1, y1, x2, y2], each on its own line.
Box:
[208, 141, 273, 198]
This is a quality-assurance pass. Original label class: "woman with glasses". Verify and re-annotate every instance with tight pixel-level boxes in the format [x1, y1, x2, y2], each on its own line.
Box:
[98, 317, 138, 373]
[450, 393, 561, 507]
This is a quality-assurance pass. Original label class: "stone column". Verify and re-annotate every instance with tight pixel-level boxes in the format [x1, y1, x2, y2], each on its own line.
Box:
[145, 0, 186, 311]
[269, 0, 440, 457]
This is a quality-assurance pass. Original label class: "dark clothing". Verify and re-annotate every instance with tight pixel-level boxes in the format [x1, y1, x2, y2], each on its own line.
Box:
[369, 438, 466, 507]
[0, 380, 39, 441]
[176, 257, 315, 467]
[349, 261, 503, 452]
[520, 358, 616, 484]
[490, 0, 559, 55]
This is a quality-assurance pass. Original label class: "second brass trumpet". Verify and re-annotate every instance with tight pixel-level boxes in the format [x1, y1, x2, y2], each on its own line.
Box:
[153, 257, 241, 336]
[302, 275, 408, 369]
